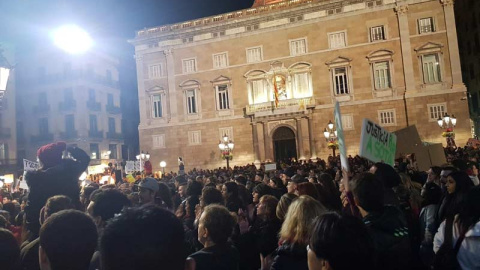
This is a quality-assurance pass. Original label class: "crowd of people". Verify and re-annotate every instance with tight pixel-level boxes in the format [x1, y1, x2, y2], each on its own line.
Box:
[0, 141, 480, 270]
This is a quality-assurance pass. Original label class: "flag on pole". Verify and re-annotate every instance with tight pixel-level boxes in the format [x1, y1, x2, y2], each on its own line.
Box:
[273, 75, 279, 108]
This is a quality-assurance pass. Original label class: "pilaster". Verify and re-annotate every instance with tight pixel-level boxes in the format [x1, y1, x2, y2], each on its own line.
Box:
[441, 0, 463, 86]
[395, 3, 416, 92]
[164, 49, 178, 122]
[296, 117, 305, 160]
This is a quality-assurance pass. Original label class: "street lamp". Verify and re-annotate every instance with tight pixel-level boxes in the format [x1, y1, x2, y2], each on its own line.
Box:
[438, 113, 457, 148]
[136, 151, 150, 171]
[160, 161, 166, 174]
[218, 134, 234, 169]
[324, 120, 338, 156]
[52, 25, 93, 54]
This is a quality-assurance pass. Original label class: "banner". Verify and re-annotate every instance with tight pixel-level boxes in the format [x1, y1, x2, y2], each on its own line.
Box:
[23, 159, 40, 171]
[334, 102, 349, 172]
[125, 161, 135, 174]
[264, 163, 277, 172]
[359, 119, 397, 166]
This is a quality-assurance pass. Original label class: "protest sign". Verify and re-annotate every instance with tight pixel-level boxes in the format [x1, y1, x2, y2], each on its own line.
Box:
[23, 159, 40, 171]
[264, 163, 277, 172]
[334, 102, 349, 172]
[19, 180, 29, 190]
[359, 119, 397, 166]
[125, 161, 135, 174]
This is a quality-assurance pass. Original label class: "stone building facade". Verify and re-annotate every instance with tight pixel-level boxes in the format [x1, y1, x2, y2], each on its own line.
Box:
[131, 0, 469, 172]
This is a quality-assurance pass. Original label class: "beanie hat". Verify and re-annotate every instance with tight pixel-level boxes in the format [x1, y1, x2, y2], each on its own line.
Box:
[37, 142, 66, 168]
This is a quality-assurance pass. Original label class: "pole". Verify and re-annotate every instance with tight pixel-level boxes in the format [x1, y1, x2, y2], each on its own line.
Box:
[332, 147, 336, 157]
[226, 157, 230, 169]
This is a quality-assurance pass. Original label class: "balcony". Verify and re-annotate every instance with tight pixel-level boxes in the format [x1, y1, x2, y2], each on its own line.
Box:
[86, 100, 101, 111]
[59, 130, 78, 140]
[106, 104, 121, 114]
[0, 128, 11, 139]
[245, 97, 316, 116]
[31, 133, 54, 143]
[106, 132, 123, 140]
[33, 104, 50, 114]
[88, 130, 103, 139]
[59, 100, 77, 111]
[34, 70, 120, 89]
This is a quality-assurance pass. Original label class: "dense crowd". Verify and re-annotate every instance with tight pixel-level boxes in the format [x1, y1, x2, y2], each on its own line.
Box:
[0, 141, 480, 270]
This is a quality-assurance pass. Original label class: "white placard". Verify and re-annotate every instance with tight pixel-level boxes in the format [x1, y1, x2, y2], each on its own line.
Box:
[24, 159, 40, 171]
[264, 163, 277, 172]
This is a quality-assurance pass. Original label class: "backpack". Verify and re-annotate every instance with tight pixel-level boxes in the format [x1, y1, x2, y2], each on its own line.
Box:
[432, 218, 466, 270]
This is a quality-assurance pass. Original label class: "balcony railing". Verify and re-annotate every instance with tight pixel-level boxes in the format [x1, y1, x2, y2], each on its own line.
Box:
[0, 128, 11, 139]
[246, 97, 315, 115]
[106, 132, 123, 140]
[88, 130, 103, 139]
[33, 104, 50, 114]
[106, 104, 121, 114]
[31, 133, 54, 143]
[59, 100, 77, 111]
[59, 130, 78, 140]
[86, 100, 101, 111]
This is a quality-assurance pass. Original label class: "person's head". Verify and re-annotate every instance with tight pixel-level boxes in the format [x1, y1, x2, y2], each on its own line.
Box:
[197, 204, 235, 247]
[201, 187, 224, 207]
[88, 189, 131, 229]
[235, 175, 247, 186]
[0, 215, 7, 228]
[269, 177, 284, 189]
[280, 195, 327, 245]
[257, 195, 279, 221]
[186, 180, 203, 197]
[351, 173, 384, 216]
[43, 195, 74, 222]
[440, 166, 457, 184]
[174, 175, 186, 189]
[138, 178, 159, 205]
[287, 174, 307, 194]
[0, 228, 19, 270]
[80, 185, 98, 209]
[446, 171, 473, 195]
[276, 193, 298, 221]
[2, 194, 12, 204]
[308, 212, 375, 270]
[296, 182, 320, 201]
[37, 142, 66, 168]
[252, 183, 272, 204]
[178, 182, 187, 198]
[373, 163, 400, 188]
[222, 182, 238, 200]
[156, 183, 173, 210]
[100, 206, 186, 270]
[458, 186, 480, 233]
[39, 210, 97, 270]
[427, 166, 442, 182]
[422, 182, 442, 206]
[185, 196, 200, 218]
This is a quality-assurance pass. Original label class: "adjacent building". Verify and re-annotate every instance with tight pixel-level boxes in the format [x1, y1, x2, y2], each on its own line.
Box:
[130, 0, 470, 172]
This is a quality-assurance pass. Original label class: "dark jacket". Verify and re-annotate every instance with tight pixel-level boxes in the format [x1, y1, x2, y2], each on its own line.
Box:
[19, 238, 40, 270]
[363, 205, 412, 270]
[189, 244, 240, 270]
[252, 218, 282, 257]
[24, 147, 90, 236]
[270, 242, 308, 270]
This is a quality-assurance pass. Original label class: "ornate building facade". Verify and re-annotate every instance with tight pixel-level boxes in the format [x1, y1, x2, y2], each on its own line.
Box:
[131, 0, 469, 172]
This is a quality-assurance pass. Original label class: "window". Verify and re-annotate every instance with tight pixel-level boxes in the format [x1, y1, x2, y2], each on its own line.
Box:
[418, 17, 434, 34]
[219, 127, 233, 140]
[39, 118, 49, 135]
[108, 117, 116, 133]
[246, 47, 263, 63]
[65, 114, 75, 133]
[213, 53, 228, 69]
[293, 72, 311, 98]
[182, 58, 197, 73]
[216, 84, 230, 110]
[88, 89, 95, 101]
[421, 54, 441, 84]
[152, 134, 166, 149]
[341, 115, 354, 130]
[328, 32, 346, 49]
[370, 26, 385, 42]
[251, 79, 268, 104]
[373, 61, 391, 89]
[89, 115, 98, 131]
[188, 131, 202, 145]
[148, 64, 164, 78]
[186, 89, 197, 114]
[333, 67, 349, 95]
[152, 94, 163, 118]
[90, 143, 99, 160]
[289, 38, 307, 56]
[378, 109, 396, 126]
[428, 103, 446, 121]
[109, 144, 117, 159]
[107, 93, 114, 106]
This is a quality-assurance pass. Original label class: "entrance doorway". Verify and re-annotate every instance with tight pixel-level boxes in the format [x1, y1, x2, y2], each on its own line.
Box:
[272, 126, 297, 162]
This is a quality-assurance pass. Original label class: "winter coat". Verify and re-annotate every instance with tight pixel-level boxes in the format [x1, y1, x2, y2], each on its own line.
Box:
[189, 244, 240, 270]
[270, 242, 308, 270]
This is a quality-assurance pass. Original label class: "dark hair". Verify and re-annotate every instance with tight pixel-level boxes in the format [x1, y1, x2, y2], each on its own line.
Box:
[430, 166, 442, 178]
[91, 189, 131, 223]
[2, 203, 17, 225]
[253, 183, 272, 198]
[449, 171, 474, 195]
[269, 177, 284, 188]
[156, 183, 174, 210]
[422, 182, 442, 207]
[259, 195, 279, 220]
[235, 175, 247, 186]
[309, 212, 375, 270]
[44, 195, 74, 218]
[202, 187, 224, 206]
[297, 182, 320, 201]
[186, 181, 203, 197]
[100, 206, 186, 270]
[0, 215, 7, 228]
[224, 182, 239, 199]
[40, 210, 98, 270]
[185, 196, 200, 218]
[374, 163, 401, 188]
[201, 205, 235, 245]
[352, 173, 384, 213]
[3, 194, 12, 201]
[82, 186, 98, 201]
[458, 186, 480, 234]
[451, 159, 468, 172]
[0, 228, 19, 270]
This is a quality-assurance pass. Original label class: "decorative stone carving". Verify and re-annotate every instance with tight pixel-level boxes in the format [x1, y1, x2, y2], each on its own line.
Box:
[394, 5, 409, 15]
[440, 0, 454, 6]
[163, 49, 173, 56]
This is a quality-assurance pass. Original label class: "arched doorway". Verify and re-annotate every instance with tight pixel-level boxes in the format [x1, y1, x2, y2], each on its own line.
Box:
[272, 126, 297, 162]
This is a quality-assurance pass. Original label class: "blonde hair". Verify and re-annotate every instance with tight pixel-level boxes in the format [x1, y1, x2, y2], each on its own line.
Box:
[279, 195, 327, 245]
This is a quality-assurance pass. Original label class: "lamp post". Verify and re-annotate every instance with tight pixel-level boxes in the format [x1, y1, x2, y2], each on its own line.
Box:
[160, 161, 166, 174]
[135, 151, 150, 171]
[323, 120, 338, 157]
[218, 134, 234, 169]
[438, 113, 457, 148]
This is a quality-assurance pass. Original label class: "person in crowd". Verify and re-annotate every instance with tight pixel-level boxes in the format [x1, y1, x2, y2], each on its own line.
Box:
[0, 228, 20, 270]
[137, 177, 159, 205]
[316, 173, 342, 211]
[200, 187, 224, 208]
[20, 195, 75, 270]
[286, 174, 307, 194]
[189, 204, 239, 270]
[466, 162, 480, 186]
[3, 193, 12, 204]
[271, 195, 327, 270]
[100, 206, 187, 270]
[307, 212, 375, 270]
[156, 182, 174, 211]
[268, 177, 287, 199]
[276, 193, 298, 221]
[433, 186, 480, 269]
[24, 143, 90, 238]
[296, 182, 320, 201]
[222, 182, 242, 213]
[436, 171, 473, 226]
[80, 184, 99, 211]
[351, 172, 412, 269]
[39, 210, 97, 270]
[419, 182, 442, 267]
[371, 162, 401, 206]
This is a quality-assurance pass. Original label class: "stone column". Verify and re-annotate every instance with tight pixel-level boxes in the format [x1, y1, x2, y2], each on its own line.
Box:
[441, 0, 463, 86]
[395, 4, 416, 92]
[164, 49, 178, 121]
[134, 55, 148, 126]
[307, 116, 317, 159]
[262, 122, 272, 161]
[296, 118, 305, 160]
[251, 121, 261, 165]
